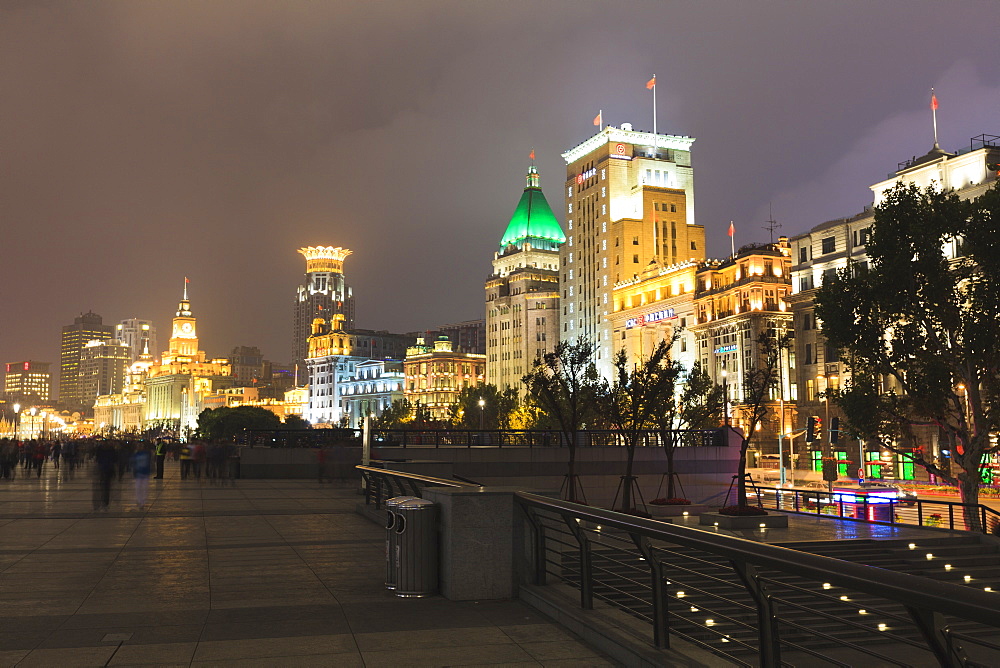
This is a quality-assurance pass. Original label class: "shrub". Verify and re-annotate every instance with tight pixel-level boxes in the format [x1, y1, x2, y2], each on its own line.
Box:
[650, 497, 692, 505]
[718, 505, 769, 516]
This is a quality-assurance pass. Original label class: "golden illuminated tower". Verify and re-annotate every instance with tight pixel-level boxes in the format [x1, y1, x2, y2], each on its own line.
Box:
[561, 123, 704, 379]
[165, 281, 201, 361]
[293, 246, 355, 377]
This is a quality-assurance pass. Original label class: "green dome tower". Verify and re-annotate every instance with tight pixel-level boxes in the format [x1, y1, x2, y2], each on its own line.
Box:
[498, 165, 566, 251]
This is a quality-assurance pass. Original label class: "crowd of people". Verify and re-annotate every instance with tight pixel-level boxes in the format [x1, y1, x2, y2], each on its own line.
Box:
[0, 437, 239, 510]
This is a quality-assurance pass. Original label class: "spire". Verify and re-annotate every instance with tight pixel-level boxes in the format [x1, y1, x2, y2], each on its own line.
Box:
[499, 163, 566, 250]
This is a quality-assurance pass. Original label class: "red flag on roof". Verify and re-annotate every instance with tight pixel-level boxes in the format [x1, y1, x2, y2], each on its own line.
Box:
[593, 111, 602, 127]
[529, 149, 535, 161]
[646, 75, 656, 90]
[931, 93, 939, 110]
[728, 221, 735, 237]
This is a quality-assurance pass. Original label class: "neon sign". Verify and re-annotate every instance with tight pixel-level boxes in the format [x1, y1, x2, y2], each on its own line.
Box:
[715, 344, 737, 353]
[625, 308, 676, 328]
[576, 167, 597, 184]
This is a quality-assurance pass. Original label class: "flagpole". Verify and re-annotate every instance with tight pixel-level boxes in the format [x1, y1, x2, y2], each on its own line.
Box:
[931, 87, 939, 147]
[730, 222, 735, 258]
[652, 74, 657, 140]
[600, 109, 603, 131]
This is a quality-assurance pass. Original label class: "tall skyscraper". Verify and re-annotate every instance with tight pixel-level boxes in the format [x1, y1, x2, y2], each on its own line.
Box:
[79, 340, 131, 407]
[293, 247, 355, 378]
[116, 319, 157, 364]
[560, 124, 704, 378]
[486, 163, 565, 391]
[4, 361, 52, 405]
[60, 311, 114, 407]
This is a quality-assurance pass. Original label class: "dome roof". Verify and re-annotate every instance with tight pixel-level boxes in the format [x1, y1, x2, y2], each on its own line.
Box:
[499, 165, 566, 249]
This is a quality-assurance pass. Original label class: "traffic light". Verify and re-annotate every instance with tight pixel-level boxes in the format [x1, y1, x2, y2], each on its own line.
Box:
[830, 417, 840, 444]
[806, 416, 822, 443]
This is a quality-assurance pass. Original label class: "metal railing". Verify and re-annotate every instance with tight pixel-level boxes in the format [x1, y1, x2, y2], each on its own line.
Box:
[358, 465, 475, 509]
[516, 491, 1000, 667]
[753, 486, 1000, 534]
[359, 467, 1000, 666]
[372, 428, 726, 449]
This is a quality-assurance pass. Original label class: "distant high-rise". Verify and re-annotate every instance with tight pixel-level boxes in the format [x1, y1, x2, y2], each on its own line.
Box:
[60, 311, 114, 407]
[560, 124, 704, 379]
[79, 340, 131, 407]
[293, 247, 355, 378]
[486, 163, 564, 391]
[116, 318, 157, 364]
[4, 361, 52, 405]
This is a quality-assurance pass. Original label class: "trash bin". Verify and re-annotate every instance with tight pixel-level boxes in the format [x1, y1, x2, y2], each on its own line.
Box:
[394, 498, 438, 598]
[385, 496, 419, 590]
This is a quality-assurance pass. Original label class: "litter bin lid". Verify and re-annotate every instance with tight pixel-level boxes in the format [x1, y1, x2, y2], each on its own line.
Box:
[387, 496, 419, 507]
[397, 498, 435, 511]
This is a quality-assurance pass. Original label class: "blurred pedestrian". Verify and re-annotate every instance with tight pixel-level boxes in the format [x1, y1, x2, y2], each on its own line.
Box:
[93, 440, 116, 511]
[154, 440, 166, 479]
[192, 441, 205, 480]
[179, 442, 192, 479]
[132, 443, 152, 510]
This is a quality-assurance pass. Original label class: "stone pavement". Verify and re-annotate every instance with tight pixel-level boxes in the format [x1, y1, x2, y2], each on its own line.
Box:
[0, 461, 616, 667]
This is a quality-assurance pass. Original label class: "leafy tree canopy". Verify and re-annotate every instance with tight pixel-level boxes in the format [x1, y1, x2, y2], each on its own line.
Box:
[197, 406, 282, 441]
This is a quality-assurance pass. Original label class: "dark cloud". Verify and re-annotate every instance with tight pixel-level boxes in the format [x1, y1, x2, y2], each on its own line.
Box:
[2, 0, 998, 369]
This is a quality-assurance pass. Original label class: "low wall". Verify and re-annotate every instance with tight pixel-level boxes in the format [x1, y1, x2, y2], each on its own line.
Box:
[376, 427, 743, 508]
[239, 446, 361, 479]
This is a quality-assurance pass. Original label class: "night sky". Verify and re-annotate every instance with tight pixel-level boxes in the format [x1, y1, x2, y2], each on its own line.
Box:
[3, 1, 998, 370]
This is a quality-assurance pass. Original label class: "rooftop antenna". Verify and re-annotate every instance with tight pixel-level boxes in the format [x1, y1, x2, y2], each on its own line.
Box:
[763, 203, 781, 244]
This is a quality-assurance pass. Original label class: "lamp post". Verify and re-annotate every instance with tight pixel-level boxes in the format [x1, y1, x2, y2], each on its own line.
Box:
[721, 369, 729, 427]
[29, 407, 38, 440]
[478, 398, 485, 430]
[12, 403, 20, 440]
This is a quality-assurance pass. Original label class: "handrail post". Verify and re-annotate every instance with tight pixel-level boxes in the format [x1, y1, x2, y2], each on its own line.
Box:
[906, 606, 968, 667]
[948, 504, 955, 531]
[535, 522, 547, 585]
[633, 535, 669, 649]
[564, 517, 593, 610]
[918, 501, 924, 527]
[731, 560, 781, 666]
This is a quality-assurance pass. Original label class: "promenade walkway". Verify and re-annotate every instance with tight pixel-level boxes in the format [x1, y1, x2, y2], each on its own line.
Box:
[0, 462, 614, 667]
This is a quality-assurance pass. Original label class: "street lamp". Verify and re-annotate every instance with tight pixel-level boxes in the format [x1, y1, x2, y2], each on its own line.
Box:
[721, 369, 729, 427]
[478, 398, 486, 430]
[12, 403, 20, 439]
[30, 407, 37, 440]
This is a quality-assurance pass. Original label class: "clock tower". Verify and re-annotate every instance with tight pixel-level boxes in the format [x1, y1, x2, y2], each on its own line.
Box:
[164, 282, 203, 362]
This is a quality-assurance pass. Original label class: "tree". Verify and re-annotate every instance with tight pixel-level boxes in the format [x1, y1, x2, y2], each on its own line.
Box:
[448, 384, 520, 430]
[599, 338, 681, 513]
[816, 182, 1000, 528]
[372, 399, 413, 429]
[653, 361, 725, 500]
[522, 337, 602, 502]
[729, 328, 790, 511]
[283, 415, 310, 430]
[197, 406, 282, 441]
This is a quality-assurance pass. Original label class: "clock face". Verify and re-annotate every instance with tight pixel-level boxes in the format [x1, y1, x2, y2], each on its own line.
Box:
[181, 322, 193, 334]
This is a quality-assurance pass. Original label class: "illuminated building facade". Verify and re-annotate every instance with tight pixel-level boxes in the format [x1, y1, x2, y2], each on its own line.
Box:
[116, 319, 157, 364]
[293, 246, 355, 376]
[339, 359, 405, 428]
[199, 386, 308, 422]
[79, 340, 131, 407]
[486, 163, 564, 391]
[94, 346, 154, 434]
[404, 337, 486, 421]
[4, 361, 52, 405]
[789, 134, 1000, 472]
[305, 312, 414, 425]
[143, 288, 232, 434]
[690, 239, 794, 449]
[560, 124, 704, 379]
[60, 311, 114, 408]
[609, 260, 699, 372]
[304, 315, 365, 426]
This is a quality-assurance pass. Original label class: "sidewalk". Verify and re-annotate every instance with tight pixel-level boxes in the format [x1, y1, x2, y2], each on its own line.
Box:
[0, 462, 615, 667]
